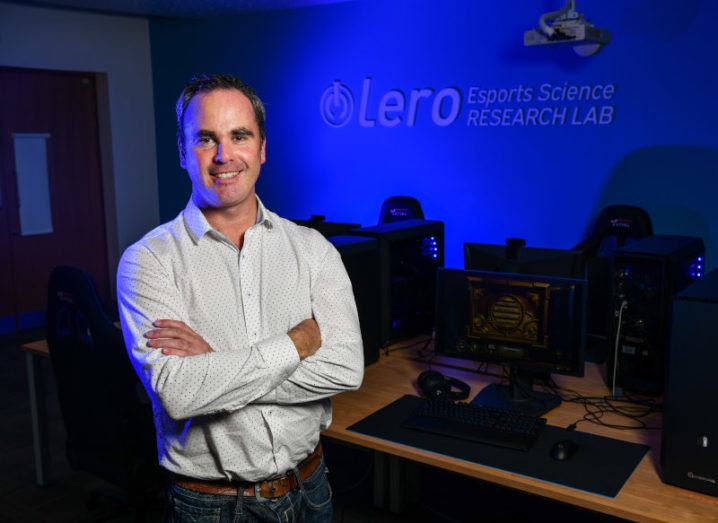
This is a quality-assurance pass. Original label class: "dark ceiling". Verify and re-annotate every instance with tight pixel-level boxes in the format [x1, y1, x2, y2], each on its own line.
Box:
[4, 0, 353, 18]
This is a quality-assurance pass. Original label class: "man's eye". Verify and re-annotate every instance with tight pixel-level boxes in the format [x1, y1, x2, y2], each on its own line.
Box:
[196, 136, 214, 147]
[233, 134, 247, 142]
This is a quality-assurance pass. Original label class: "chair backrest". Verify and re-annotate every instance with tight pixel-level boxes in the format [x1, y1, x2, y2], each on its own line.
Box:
[574, 206, 653, 338]
[46, 266, 156, 488]
[575, 204, 653, 257]
[378, 196, 425, 224]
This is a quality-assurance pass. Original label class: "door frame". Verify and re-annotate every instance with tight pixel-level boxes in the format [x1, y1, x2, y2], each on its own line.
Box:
[0, 66, 120, 331]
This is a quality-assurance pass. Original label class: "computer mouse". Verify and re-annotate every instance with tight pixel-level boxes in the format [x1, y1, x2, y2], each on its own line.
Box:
[550, 439, 579, 461]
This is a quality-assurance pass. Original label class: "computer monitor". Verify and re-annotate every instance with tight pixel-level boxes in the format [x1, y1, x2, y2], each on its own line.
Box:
[435, 268, 586, 416]
[464, 240, 585, 279]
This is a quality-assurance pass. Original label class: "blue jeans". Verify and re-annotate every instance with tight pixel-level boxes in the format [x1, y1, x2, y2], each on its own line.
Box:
[166, 458, 332, 523]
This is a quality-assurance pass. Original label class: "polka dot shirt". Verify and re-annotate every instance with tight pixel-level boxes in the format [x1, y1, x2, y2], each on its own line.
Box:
[117, 196, 364, 481]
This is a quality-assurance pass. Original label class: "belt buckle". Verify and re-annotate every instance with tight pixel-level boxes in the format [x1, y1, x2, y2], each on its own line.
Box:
[257, 479, 278, 498]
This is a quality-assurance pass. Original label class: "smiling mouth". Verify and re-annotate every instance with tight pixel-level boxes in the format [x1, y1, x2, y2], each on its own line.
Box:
[211, 171, 241, 180]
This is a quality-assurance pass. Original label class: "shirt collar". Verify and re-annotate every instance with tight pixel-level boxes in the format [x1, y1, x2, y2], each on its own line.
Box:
[183, 196, 273, 244]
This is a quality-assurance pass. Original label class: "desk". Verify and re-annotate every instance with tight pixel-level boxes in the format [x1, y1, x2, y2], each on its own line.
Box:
[20, 339, 51, 487]
[324, 346, 718, 522]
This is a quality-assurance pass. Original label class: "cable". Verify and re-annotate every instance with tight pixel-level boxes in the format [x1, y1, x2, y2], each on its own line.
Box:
[473, 362, 504, 381]
[542, 377, 662, 431]
[611, 300, 629, 398]
[383, 335, 433, 356]
[539, 0, 576, 37]
[415, 337, 434, 360]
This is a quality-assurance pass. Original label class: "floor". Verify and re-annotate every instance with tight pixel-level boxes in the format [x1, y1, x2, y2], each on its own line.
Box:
[0, 328, 624, 522]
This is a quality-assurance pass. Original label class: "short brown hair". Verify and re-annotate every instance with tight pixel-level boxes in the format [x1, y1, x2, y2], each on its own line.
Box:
[176, 73, 266, 160]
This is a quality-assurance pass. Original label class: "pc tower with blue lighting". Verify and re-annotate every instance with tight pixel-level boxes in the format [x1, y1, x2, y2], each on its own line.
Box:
[348, 219, 444, 345]
[608, 235, 705, 396]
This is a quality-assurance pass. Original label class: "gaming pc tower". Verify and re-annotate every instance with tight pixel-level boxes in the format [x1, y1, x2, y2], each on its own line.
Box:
[348, 220, 444, 345]
[573, 205, 654, 341]
[327, 235, 383, 366]
[662, 268, 718, 497]
[607, 235, 704, 395]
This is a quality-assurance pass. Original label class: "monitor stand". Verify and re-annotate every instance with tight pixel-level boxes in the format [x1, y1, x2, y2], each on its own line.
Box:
[471, 367, 560, 417]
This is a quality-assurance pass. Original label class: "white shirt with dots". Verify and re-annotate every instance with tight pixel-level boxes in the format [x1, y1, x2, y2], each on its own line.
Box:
[117, 196, 364, 481]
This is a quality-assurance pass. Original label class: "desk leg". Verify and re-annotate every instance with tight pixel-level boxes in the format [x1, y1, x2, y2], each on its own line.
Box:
[372, 452, 419, 514]
[25, 352, 51, 487]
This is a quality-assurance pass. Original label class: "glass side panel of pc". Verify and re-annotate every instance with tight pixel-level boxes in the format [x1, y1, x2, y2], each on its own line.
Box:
[348, 220, 444, 344]
[435, 268, 587, 416]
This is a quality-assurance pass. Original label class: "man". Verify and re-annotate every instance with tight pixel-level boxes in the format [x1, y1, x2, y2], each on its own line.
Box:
[117, 73, 364, 522]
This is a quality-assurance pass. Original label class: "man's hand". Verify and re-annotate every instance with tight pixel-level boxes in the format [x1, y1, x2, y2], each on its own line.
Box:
[144, 319, 213, 357]
[288, 318, 322, 360]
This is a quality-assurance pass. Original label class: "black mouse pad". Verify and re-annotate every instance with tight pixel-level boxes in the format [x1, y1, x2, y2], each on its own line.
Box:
[347, 395, 650, 497]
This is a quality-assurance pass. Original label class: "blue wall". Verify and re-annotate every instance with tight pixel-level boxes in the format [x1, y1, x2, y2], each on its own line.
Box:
[150, 0, 718, 268]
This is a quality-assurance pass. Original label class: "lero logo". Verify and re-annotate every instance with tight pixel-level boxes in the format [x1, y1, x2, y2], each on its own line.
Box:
[319, 81, 354, 127]
[320, 78, 461, 128]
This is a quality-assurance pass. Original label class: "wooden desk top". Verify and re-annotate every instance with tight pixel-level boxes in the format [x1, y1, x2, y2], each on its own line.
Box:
[325, 344, 718, 522]
[19, 321, 121, 357]
[20, 339, 49, 357]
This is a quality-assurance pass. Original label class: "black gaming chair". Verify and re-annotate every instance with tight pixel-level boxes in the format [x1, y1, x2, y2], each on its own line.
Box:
[574, 204, 653, 258]
[378, 196, 425, 224]
[574, 205, 653, 339]
[46, 266, 162, 520]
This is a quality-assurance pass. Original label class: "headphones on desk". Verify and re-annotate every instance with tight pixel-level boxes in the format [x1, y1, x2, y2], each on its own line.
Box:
[417, 370, 470, 401]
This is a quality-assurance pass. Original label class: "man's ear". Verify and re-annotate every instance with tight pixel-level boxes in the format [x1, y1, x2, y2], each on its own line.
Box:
[179, 148, 186, 169]
[260, 138, 267, 165]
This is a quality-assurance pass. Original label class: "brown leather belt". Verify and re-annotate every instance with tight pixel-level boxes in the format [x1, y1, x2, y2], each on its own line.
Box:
[173, 444, 323, 499]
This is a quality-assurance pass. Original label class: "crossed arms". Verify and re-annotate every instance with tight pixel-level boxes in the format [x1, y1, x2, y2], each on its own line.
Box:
[144, 317, 322, 361]
[117, 238, 364, 421]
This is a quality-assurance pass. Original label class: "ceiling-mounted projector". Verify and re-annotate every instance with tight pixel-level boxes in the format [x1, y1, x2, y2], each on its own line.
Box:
[524, 0, 611, 57]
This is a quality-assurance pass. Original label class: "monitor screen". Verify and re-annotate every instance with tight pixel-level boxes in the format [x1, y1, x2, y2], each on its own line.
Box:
[464, 242, 585, 279]
[435, 268, 586, 415]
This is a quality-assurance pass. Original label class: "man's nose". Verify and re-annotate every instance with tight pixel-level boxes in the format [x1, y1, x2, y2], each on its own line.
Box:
[213, 142, 231, 163]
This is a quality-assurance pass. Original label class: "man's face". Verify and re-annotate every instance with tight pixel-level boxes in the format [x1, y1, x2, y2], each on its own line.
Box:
[181, 88, 266, 212]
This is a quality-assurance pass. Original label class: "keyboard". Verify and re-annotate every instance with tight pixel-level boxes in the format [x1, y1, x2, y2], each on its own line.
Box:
[401, 398, 546, 451]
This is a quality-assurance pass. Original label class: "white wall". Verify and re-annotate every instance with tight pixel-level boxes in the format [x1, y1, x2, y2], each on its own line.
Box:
[0, 2, 159, 280]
